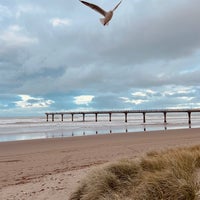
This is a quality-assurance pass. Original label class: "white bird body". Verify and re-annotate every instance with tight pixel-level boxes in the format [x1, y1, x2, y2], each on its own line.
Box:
[80, 0, 122, 26]
[100, 11, 113, 25]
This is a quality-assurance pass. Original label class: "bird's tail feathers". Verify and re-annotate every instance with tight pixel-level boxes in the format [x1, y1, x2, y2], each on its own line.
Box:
[100, 18, 109, 26]
[100, 18, 105, 25]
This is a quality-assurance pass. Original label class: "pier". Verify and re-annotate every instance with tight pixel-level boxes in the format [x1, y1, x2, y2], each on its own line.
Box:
[45, 109, 200, 124]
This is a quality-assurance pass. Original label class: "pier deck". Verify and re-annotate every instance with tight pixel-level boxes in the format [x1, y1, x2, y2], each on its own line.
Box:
[45, 109, 200, 124]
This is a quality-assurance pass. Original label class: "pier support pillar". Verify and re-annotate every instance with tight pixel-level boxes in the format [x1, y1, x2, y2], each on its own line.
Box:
[109, 113, 112, 122]
[95, 113, 98, 122]
[83, 113, 85, 122]
[188, 112, 191, 124]
[125, 112, 128, 123]
[143, 112, 146, 123]
[71, 114, 74, 122]
[61, 114, 63, 122]
[52, 114, 54, 122]
[46, 114, 49, 122]
[163, 112, 167, 123]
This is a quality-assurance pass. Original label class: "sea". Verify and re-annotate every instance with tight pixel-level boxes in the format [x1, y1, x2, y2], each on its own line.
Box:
[0, 112, 200, 142]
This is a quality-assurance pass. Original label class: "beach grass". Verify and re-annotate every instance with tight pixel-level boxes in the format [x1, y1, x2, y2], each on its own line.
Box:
[70, 145, 200, 200]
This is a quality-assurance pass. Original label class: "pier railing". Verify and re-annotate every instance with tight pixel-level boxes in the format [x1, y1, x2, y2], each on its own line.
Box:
[45, 108, 200, 124]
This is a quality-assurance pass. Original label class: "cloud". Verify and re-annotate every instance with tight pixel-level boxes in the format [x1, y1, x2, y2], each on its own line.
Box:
[15, 95, 54, 108]
[0, 103, 8, 109]
[163, 86, 195, 97]
[50, 18, 71, 27]
[120, 86, 200, 109]
[74, 95, 94, 105]
[0, 24, 38, 53]
[132, 92, 147, 97]
[120, 97, 148, 105]
[1, 0, 200, 116]
[16, 4, 45, 18]
[0, 4, 12, 20]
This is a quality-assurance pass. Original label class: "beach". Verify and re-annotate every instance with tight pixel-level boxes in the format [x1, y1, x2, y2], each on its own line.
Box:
[1, 128, 200, 199]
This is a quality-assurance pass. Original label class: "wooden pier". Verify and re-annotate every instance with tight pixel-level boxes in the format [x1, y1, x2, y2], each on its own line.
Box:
[45, 109, 200, 124]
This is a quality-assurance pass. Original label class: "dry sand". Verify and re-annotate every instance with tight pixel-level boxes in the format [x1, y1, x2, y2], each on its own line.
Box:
[1, 128, 200, 199]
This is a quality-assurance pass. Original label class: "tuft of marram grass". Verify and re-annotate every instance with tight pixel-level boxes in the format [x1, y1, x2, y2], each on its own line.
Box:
[69, 145, 200, 200]
[133, 170, 196, 200]
[70, 160, 141, 200]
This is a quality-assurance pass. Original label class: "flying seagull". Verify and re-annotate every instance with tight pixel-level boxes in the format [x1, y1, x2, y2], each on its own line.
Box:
[80, 0, 122, 26]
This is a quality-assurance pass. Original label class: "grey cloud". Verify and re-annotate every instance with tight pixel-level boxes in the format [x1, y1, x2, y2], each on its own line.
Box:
[0, 4, 12, 22]
[97, 0, 200, 66]
[92, 94, 127, 110]
[1, 0, 200, 115]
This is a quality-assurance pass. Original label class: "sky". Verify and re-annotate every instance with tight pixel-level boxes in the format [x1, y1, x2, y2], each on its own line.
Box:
[1, 0, 200, 117]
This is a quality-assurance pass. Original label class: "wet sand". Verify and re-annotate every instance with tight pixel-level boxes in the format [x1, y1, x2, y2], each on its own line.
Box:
[1, 128, 200, 199]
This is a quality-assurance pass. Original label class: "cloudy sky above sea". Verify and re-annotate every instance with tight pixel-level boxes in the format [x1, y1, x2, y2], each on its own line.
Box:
[1, 0, 200, 116]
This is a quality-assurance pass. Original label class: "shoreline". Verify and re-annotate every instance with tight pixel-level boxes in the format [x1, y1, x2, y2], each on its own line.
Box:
[1, 128, 200, 199]
[0, 122, 197, 143]
[1, 126, 200, 147]
[1, 113, 200, 142]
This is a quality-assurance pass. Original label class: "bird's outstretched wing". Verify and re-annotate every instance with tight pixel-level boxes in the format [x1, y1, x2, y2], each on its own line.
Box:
[80, 1, 106, 16]
[113, 1, 122, 11]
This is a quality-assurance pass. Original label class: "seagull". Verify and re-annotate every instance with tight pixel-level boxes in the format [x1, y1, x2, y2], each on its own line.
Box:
[80, 0, 122, 26]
